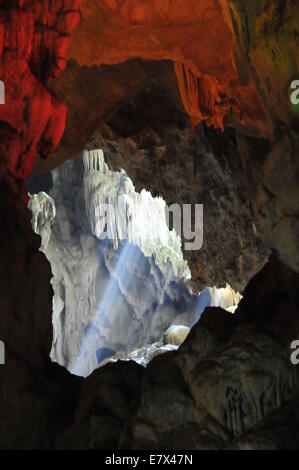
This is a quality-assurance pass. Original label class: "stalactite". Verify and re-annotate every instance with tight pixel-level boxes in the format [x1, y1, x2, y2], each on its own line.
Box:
[83, 149, 190, 280]
[174, 62, 203, 128]
[174, 62, 228, 130]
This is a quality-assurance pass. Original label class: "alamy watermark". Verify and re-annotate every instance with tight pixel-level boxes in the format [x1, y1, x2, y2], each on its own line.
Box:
[290, 340, 299, 366]
[93, 201, 203, 251]
[290, 79, 299, 105]
[0, 340, 4, 365]
[0, 80, 5, 104]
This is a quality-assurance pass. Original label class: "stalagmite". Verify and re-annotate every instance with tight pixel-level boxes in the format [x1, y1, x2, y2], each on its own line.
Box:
[209, 284, 242, 312]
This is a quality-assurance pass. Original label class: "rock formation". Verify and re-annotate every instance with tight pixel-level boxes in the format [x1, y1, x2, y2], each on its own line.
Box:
[0, 0, 298, 451]
[82, 149, 189, 279]
[55, 256, 299, 450]
[85, 106, 270, 291]
[0, 0, 80, 194]
[28, 150, 241, 377]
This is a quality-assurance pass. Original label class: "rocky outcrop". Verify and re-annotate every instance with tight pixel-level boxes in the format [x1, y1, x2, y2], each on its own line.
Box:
[28, 192, 56, 251]
[240, 131, 299, 274]
[28, 153, 208, 376]
[83, 149, 189, 279]
[0, 0, 298, 452]
[43, 0, 297, 173]
[1, 189, 298, 449]
[66, 0, 271, 136]
[29, 151, 243, 377]
[85, 100, 269, 291]
[36, 0, 297, 281]
[55, 256, 299, 450]
[0, 0, 79, 195]
[223, 0, 299, 132]
[0, 182, 82, 449]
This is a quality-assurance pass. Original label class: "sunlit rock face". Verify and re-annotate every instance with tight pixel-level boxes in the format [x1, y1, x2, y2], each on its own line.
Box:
[28, 192, 56, 252]
[28, 154, 201, 376]
[209, 285, 242, 311]
[56, 258, 299, 451]
[83, 149, 190, 280]
[86, 93, 270, 291]
[28, 149, 242, 377]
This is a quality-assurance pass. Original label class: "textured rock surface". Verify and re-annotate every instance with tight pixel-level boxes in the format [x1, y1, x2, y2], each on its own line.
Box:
[223, 0, 299, 132]
[42, 0, 297, 174]
[0, 0, 79, 194]
[55, 256, 299, 450]
[83, 149, 189, 279]
[34, 0, 297, 280]
[0, 183, 82, 449]
[85, 98, 269, 291]
[28, 192, 56, 251]
[241, 131, 299, 274]
[0, 0, 298, 451]
[29, 151, 242, 377]
[29, 153, 208, 376]
[66, 0, 271, 135]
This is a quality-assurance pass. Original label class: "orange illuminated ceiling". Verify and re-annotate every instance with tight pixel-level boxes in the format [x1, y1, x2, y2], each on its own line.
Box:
[68, 0, 272, 135]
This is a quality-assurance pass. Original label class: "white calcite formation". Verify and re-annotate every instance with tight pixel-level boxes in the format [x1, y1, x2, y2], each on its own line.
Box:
[164, 325, 190, 346]
[209, 284, 242, 312]
[29, 151, 242, 377]
[28, 192, 56, 251]
[83, 149, 190, 280]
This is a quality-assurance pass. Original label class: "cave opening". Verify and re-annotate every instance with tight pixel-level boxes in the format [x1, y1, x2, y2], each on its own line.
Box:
[27, 147, 241, 377]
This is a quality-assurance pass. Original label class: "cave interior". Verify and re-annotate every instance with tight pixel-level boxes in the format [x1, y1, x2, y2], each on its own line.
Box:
[0, 0, 299, 451]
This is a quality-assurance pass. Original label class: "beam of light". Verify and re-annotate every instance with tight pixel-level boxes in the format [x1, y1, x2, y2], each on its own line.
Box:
[190, 287, 211, 327]
[70, 240, 143, 376]
[67, 238, 212, 376]
[145, 268, 174, 344]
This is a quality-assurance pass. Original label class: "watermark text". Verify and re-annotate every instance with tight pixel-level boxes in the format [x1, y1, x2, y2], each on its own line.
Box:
[290, 80, 299, 105]
[0, 340, 5, 365]
[0, 80, 5, 104]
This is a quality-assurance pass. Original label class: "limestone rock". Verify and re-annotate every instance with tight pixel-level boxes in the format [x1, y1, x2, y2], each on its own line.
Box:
[87, 113, 269, 291]
[209, 284, 242, 311]
[0, 0, 79, 194]
[83, 149, 189, 280]
[28, 154, 211, 377]
[164, 325, 190, 347]
[28, 192, 56, 251]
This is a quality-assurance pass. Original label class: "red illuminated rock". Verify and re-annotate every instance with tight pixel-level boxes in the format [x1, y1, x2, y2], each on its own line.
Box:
[67, 0, 272, 136]
[0, 1, 80, 196]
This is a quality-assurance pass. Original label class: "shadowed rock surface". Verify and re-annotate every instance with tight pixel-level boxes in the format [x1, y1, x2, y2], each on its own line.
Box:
[55, 257, 299, 450]
[86, 95, 270, 291]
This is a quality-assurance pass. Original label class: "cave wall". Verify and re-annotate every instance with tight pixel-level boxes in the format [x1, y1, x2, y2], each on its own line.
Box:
[55, 256, 299, 450]
[0, 0, 298, 450]
[66, 0, 272, 136]
[33, 0, 298, 282]
[29, 153, 197, 376]
[0, 0, 80, 194]
[29, 151, 242, 377]
[0, 182, 82, 449]
[86, 95, 269, 291]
